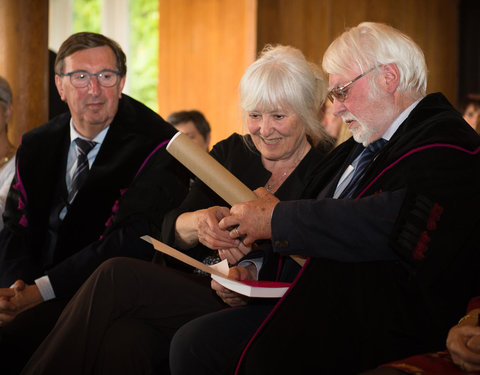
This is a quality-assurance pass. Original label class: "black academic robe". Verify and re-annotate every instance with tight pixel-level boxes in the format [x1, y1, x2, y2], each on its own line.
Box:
[0, 94, 188, 297]
[236, 93, 480, 374]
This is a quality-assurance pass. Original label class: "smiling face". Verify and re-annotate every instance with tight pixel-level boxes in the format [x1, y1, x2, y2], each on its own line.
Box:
[328, 69, 395, 146]
[55, 46, 126, 139]
[247, 105, 309, 164]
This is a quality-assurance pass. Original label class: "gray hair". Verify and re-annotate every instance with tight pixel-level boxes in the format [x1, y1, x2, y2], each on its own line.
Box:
[55, 32, 127, 77]
[322, 22, 427, 100]
[0, 76, 12, 105]
[240, 44, 331, 146]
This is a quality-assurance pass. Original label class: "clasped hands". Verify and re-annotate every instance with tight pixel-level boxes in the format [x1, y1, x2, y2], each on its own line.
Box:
[0, 280, 43, 325]
[199, 188, 279, 306]
[447, 312, 480, 372]
[197, 187, 279, 263]
[218, 187, 280, 246]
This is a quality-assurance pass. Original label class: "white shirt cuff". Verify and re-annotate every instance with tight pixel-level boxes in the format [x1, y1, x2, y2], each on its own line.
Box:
[35, 275, 56, 301]
[238, 257, 263, 280]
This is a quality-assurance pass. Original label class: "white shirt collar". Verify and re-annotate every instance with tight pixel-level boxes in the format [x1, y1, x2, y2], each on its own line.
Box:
[69, 118, 109, 145]
[381, 98, 422, 141]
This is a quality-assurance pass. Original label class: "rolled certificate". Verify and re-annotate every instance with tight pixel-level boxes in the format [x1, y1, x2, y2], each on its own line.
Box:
[167, 132, 306, 267]
[166, 132, 256, 205]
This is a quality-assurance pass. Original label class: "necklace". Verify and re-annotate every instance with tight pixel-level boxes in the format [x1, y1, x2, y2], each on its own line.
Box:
[264, 142, 310, 193]
[266, 171, 288, 193]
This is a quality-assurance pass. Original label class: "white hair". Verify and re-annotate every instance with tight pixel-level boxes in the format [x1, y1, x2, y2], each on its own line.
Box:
[240, 44, 331, 146]
[322, 22, 427, 100]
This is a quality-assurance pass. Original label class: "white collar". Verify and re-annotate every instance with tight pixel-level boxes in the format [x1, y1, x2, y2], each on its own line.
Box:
[381, 98, 422, 141]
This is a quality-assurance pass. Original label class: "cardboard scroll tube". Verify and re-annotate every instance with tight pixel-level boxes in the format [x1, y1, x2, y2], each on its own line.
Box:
[167, 132, 256, 205]
[166, 132, 306, 267]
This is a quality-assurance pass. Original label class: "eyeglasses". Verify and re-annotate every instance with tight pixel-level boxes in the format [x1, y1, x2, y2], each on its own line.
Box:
[61, 70, 121, 88]
[327, 67, 376, 103]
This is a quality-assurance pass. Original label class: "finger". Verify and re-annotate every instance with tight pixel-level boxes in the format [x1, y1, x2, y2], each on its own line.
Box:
[218, 216, 238, 231]
[200, 219, 239, 243]
[228, 227, 247, 244]
[237, 242, 252, 256]
[227, 267, 243, 280]
[217, 250, 233, 264]
[219, 251, 238, 265]
[211, 279, 227, 293]
[467, 335, 480, 352]
[224, 248, 245, 264]
[212, 206, 231, 220]
[12, 280, 26, 291]
[199, 235, 239, 250]
[0, 298, 17, 312]
[241, 234, 254, 247]
[0, 288, 15, 298]
[253, 187, 270, 198]
[218, 250, 231, 264]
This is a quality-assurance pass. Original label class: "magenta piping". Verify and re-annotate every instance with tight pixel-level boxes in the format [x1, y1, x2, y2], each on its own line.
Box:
[134, 139, 170, 179]
[234, 143, 480, 373]
[356, 143, 480, 199]
[234, 258, 311, 374]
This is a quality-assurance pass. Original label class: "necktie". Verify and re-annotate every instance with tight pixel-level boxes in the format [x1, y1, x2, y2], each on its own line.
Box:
[340, 138, 387, 198]
[68, 138, 96, 203]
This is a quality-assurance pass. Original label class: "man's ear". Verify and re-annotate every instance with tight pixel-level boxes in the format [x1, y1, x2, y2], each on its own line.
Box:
[55, 75, 67, 101]
[117, 75, 126, 98]
[380, 63, 400, 93]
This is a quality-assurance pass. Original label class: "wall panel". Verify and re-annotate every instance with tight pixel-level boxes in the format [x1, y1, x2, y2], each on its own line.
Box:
[257, 0, 459, 103]
[158, 0, 257, 146]
[0, 0, 49, 146]
[158, 0, 459, 147]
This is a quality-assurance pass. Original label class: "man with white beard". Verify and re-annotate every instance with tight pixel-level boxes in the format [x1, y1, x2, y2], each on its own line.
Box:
[169, 22, 480, 375]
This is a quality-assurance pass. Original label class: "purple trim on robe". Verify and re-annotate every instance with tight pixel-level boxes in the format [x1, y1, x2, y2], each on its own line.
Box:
[234, 258, 311, 374]
[100, 139, 171, 236]
[234, 143, 480, 373]
[356, 144, 480, 199]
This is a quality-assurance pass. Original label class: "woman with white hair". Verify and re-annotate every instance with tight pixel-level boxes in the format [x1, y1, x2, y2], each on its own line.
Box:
[21, 44, 333, 375]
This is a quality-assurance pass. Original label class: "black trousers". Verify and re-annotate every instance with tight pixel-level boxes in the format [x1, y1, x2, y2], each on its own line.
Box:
[170, 304, 272, 375]
[20, 257, 225, 375]
[0, 298, 69, 375]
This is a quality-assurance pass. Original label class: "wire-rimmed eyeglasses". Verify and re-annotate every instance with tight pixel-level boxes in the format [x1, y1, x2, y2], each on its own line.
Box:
[61, 70, 121, 88]
[327, 67, 376, 103]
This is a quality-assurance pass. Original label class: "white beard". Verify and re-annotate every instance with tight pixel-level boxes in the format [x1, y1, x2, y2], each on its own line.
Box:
[343, 115, 377, 146]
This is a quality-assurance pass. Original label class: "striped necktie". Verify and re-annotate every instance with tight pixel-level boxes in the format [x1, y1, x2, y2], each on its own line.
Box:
[340, 138, 387, 198]
[68, 138, 96, 203]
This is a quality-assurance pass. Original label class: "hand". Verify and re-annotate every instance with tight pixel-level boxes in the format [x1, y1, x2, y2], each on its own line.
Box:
[218, 242, 252, 265]
[0, 280, 43, 326]
[211, 265, 256, 307]
[175, 206, 240, 249]
[197, 206, 240, 249]
[219, 188, 280, 246]
[0, 286, 17, 325]
[447, 321, 480, 372]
